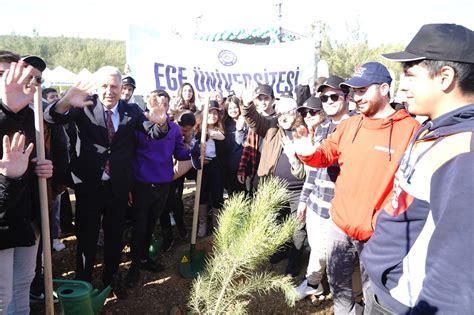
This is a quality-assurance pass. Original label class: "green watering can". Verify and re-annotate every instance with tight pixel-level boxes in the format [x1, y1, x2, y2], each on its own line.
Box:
[53, 279, 111, 315]
[148, 237, 162, 263]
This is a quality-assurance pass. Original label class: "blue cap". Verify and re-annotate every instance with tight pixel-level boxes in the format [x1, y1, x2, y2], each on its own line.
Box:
[340, 62, 392, 89]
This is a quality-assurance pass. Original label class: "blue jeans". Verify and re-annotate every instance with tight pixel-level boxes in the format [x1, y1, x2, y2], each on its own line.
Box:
[0, 225, 39, 315]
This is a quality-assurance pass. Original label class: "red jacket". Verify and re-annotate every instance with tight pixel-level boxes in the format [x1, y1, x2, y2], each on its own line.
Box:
[298, 110, 419, 240]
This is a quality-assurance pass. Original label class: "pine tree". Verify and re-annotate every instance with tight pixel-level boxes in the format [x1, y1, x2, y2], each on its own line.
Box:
[189, 177, 299, 314]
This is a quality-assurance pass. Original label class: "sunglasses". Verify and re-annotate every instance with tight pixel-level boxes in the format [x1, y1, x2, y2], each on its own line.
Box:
[301, 109, 320, 116]
[320, 94, 343, 103]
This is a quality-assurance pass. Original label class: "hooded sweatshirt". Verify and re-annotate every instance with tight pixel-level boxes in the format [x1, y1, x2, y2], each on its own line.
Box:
[362, 104, 474, 314]
[298, 109, 419, 240]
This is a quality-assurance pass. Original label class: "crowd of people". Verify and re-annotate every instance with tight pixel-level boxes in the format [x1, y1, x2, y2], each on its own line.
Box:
[0, 22, 472, 314]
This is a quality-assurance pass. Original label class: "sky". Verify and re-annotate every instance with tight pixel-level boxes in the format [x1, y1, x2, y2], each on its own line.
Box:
[2, 0, 473, 47]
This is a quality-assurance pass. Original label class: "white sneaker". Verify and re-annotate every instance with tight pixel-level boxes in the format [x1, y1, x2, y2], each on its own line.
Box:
[295, 279, 323, 300]
[52, 239, 65, 252]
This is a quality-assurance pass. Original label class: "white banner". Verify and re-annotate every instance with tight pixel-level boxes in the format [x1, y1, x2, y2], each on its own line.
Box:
[127, 25, 315, 98]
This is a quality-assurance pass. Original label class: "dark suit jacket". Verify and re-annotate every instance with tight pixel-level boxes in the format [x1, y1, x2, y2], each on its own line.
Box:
[45, 99, 167, 199]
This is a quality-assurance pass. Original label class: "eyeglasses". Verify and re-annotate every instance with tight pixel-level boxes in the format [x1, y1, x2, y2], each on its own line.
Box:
[320, 94, 343, 103]
[277, 110, 296, 118]
[301, 109, 319, 116]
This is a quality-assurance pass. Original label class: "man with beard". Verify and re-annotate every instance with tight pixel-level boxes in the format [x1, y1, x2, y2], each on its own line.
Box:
[292, 62, 419, 314]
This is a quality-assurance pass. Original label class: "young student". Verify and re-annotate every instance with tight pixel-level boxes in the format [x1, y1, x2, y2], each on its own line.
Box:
[193, 100, 226, 237]
[222, 96, 248, 196]
[121, 76, 136, 104]
[159, 110, 197, 250]
[294, 78, 360, 302]
[236, 84, 276, 194]
[170, 82, 197, 116]
[0, 52, 53, 314]
[362, 23, 474, 314]
[126, 90, 191, 289]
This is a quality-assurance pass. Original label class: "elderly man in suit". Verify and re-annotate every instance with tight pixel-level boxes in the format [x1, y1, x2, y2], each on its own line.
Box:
[45, 66, 168, 299]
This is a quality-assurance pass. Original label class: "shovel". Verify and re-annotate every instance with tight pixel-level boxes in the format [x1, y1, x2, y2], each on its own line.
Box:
[179, 102, 208, 279]
[34, 84, 54, 314]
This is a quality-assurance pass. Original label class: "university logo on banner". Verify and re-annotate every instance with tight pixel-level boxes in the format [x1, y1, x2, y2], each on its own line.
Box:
[127, 25, 315, 97]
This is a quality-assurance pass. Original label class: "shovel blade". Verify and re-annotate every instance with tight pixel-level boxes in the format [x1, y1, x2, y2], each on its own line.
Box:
[179, 247, 206, 279]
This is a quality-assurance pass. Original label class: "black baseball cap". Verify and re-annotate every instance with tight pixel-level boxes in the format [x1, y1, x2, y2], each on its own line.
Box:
[176, 110, 196, 127]
[22, 55, 47, 72]
[317, 75, 348, 94]
[382, 23, 474, 63]
[208, 100, 221, 111]
[122, 76, 136, 88]
[297, 96, 322, 112]
[255, 84, 275, 99]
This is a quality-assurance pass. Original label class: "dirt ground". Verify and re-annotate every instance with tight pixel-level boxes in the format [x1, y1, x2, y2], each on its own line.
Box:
[32, 181, 334, 314]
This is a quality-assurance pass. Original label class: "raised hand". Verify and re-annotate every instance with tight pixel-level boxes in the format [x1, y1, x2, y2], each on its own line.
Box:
[0, 61, 42, 113]
[241, 83, 258, 107]
[55, 81, 96, 113]
[145, 93, 167, 125]
[0, 133, 34, 178]
[292, 125, 318, 157]
[145, 103, 167, 126]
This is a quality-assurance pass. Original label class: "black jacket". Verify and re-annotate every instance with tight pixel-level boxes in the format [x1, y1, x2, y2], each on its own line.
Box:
[45, 99, 168, 199]
[0, 101, 39, 249]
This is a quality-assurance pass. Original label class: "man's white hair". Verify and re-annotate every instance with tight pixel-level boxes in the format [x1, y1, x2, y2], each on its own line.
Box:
[94, 66, 122, 84]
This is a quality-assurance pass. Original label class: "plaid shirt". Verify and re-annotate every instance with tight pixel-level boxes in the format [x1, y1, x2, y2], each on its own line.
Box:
[237, 128, 260, 178]
[300, 115, 352, 218]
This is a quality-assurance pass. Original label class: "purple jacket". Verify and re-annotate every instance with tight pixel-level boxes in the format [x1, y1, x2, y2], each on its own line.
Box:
[132, 117, 190, 184]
